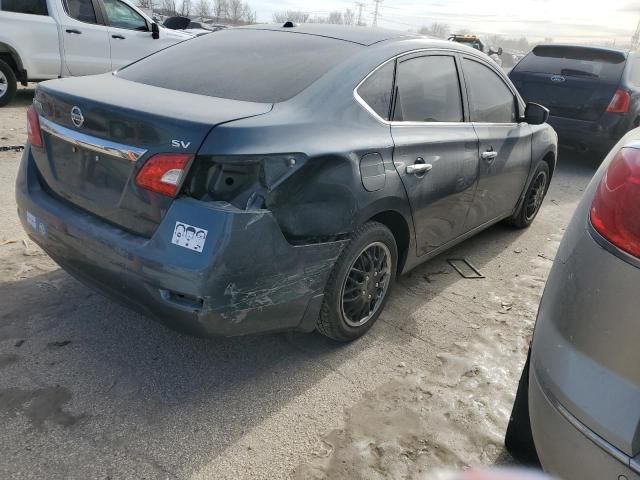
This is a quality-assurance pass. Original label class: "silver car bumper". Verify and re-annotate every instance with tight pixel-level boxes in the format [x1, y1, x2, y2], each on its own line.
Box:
[530, 366, 640, 480]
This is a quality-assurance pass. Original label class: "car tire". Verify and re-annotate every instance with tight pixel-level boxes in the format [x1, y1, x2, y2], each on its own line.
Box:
[505, 351, 540, 466]
[0, 60, 17, 108]
[505, 161, 550, 229]
[316, 221, 397, 342]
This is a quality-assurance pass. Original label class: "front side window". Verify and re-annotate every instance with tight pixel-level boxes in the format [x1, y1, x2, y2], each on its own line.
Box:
[357, 61, 395, 120]
[65, 0, 97, 23]
[463, 58, 516, 123]
[1, 0, 48, 15]
[103, 0, 147, 30]
[393, 55, 463, 123]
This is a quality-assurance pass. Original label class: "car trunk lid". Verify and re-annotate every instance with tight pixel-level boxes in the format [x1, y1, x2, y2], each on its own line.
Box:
[510, 45, 626, 122]
[32, 75, 272, 237]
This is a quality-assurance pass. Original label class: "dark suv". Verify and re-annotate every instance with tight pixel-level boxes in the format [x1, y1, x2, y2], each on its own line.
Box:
[510, 45, 640, 157]
[18, 25, 557, 341]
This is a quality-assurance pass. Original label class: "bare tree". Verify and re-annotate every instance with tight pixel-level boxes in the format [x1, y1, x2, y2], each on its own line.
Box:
[160, 0, 177, 15]
[419, 22, 449, 39]
[195, 0, 210, 17]
[227, 0, 243, 23]
[212, 0, 227, 19]
[180, 0, 191, 16]
[343, 8, 355, 25]
[327, 11, 343, 24]
[272, 10, 310, 23]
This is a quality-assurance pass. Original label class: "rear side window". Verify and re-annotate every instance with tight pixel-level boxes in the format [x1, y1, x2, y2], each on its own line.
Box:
[118, 29, 362, 103]
[65, 0, 98, 23]
[1, 0, 48, 15]
[393, 55, 463, 123]
[514, 46, 626, 82]
[357, 61, 395, 120]
[463, 59, 516, 123]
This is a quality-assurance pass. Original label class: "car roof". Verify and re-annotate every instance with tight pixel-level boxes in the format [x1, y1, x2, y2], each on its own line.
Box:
[237, 23, 420, 46]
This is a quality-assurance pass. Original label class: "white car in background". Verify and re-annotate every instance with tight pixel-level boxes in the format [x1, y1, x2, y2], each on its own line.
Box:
[0, 0, 194, 106]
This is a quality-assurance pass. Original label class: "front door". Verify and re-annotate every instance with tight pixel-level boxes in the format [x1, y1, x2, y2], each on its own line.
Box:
[461, 57, 533, 228]
[59, 0, 111, 76]
[390, 53, 479, 257]
[101, 0, 156, 70]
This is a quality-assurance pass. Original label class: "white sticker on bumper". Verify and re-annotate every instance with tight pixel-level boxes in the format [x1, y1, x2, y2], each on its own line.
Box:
[171, 222, 207, 252]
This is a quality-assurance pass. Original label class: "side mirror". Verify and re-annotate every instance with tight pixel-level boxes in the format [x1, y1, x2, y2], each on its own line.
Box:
[497, 47, 503, 56]
[151, 22, 160, 39]
[490, 47, 503, 56]
[525, 103, 549, 125]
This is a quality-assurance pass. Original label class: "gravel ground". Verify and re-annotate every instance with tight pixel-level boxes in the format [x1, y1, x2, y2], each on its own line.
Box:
[0, 87, 598, 479]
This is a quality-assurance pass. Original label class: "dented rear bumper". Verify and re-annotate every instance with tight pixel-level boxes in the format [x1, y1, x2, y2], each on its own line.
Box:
[16, 148, 346, 336]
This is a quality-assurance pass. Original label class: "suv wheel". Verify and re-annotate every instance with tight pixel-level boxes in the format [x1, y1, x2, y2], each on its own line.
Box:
[506, 161, 550, 228]
[317, 222, 397, 342]
[0, 60, 17, 108]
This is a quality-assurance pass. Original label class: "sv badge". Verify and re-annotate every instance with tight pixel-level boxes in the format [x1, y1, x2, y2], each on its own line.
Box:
[171, 140, 192, 149]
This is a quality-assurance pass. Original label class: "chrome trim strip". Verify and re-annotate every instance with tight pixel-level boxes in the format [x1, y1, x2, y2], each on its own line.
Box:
[39, 116, 147, 162]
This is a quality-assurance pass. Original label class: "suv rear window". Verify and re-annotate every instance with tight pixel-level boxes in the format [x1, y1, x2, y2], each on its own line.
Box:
[118, 29, 362, 103]
[1, 0, 48, 15]
[514, 46, 626, 82]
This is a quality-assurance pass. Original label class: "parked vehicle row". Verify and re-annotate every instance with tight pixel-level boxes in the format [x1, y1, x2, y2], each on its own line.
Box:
[0, 0, 194, 106]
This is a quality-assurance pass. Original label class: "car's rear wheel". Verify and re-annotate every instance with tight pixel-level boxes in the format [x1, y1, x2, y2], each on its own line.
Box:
[317, 222, 397, 342]
[0, 60, 17, 108]
[506, 161, 550, 228]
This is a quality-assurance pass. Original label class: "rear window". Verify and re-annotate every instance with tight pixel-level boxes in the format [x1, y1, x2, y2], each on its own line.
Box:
[514, 46, 626, 81]
[0, 0, 48, 15]
[118, 29, 362, 103]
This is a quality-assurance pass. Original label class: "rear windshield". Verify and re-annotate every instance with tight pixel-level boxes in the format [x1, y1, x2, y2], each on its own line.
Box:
[514, 46, 626, 81]
[118, 29, 362, 103]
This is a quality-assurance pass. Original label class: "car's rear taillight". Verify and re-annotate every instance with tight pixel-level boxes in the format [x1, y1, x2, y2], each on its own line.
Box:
[136, 153, 193, 197]
[27, 105, 43, 148]
[590, 147, 640, 258]
[606, 89, 631, 114]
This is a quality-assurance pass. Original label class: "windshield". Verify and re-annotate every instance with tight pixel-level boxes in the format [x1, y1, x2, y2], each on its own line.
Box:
[118, 28, 362, 103]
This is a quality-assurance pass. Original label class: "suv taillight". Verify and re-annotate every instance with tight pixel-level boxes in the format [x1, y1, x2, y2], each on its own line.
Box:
[136, 153, 193, 197]
[606, 89, 631, 114]
[27, 105, 43, 148]
[590, 147, 640, 258]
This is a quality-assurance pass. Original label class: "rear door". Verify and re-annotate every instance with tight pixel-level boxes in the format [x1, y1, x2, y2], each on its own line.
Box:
[509, 46, 626, 122]
[58, 0, 111, 75]
[390, 52, 479, 257]
[461, 56, 532, 229]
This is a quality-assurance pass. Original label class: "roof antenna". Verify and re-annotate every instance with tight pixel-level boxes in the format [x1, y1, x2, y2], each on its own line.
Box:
[283, 21, 297, 28]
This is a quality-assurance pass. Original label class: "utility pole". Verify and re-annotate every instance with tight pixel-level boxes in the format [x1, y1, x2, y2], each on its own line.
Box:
[355, 2, 365, 26]
[372, 0, 382, 27]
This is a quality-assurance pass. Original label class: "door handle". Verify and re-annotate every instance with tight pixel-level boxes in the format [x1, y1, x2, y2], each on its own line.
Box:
[66, 29, 82, 34]
[481, 150, 498, 162]
[112, 34, 126, 39]
[406, 163, 433, 175]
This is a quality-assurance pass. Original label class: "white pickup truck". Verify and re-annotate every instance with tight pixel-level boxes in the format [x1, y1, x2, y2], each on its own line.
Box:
[0, 0, 196, 106]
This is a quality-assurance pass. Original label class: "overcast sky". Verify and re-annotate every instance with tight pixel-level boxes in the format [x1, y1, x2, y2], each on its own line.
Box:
[250, 0, 640, 43]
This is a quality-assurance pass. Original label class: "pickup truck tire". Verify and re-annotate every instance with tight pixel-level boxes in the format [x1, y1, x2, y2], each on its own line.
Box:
[0, 60, 17, 107]
[317, 221, 397, 342]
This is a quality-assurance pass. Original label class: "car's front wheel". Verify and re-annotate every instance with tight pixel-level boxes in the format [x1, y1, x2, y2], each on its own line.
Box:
[316, 222, 397, 342]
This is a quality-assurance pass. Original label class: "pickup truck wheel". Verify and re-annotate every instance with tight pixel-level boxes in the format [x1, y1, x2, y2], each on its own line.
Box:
[0, 60, 17, 107]
[317, 222, 397, 342]
[505, 161, 550, 229]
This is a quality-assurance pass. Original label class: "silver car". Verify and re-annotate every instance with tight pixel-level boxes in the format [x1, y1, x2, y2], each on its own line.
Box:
[506, 129, 640, 479]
